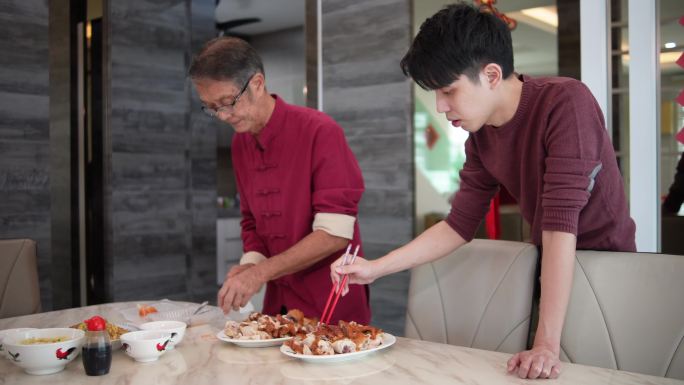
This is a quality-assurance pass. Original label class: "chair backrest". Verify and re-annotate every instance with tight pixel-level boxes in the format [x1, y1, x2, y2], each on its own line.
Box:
[405, 239, 539, 353]
[0, 239, 41, 318]
[561, 250, 684, 380]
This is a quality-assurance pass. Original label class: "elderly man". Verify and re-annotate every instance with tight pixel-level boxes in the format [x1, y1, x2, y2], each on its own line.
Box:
[189, 37, 370, 324]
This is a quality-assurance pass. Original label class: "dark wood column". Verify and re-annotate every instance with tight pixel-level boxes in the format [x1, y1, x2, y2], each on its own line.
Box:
[557, 0, 581, 79]
[49, 0, 86, 309]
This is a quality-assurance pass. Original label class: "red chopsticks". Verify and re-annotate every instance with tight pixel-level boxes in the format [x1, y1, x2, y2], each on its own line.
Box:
[320, 244, 360, 325]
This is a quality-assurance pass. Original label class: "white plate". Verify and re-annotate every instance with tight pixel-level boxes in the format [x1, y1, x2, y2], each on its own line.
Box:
[215, 330, 293, 348]
[279, 333, 396, 363]
[119, 301, 183, 325]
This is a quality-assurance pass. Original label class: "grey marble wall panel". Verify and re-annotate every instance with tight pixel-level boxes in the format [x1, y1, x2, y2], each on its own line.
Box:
[191, 189, 216, 215]
[191, 157, 216, 190]
[110, 0, 186, 27]
[321, 0, 413, 335]
[0, 92, 49, 140]
[369, 271, 411, 334]
[332, 114, 409, 139]
[190, 121, 217, 154]
[110, 17, 187, 51]
[0, 141, 50, 167]
[358, 216, 414, 246]
[108, 0, 194, 302]
[110, 64, 187, 93]
[111, 131, 189, 154]
[0, 190, 50, 214]
[0, 168, 49, 192]
[111, 153, 187, 190]
[110, 87, 187, 112]
[112, 191, 189, 235]
[107, 0, 217, 303]
[0, 0, 48, 20]
[114, 251, 187, 281]
[0, 0, 51, 308]
[359, 190, 413, 216]
[359, 165, 412, 191]
[113, 273, 188, 301]
[114, 233, 188, 258]
[110, 109, 187, 134]
[0, 66, 49, 96]
[111, 45, 186, 71]
[347, 135, 412, 170]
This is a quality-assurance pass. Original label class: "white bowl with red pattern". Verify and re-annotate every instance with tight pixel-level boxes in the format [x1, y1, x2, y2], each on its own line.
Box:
[120, 330, 172, 362]
[139, 321, 186, 350]
[0, 328, 36, 359]
[2, 328, 85, 375]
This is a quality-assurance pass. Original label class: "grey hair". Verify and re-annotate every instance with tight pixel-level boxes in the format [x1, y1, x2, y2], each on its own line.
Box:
[188, 37, 264, 85]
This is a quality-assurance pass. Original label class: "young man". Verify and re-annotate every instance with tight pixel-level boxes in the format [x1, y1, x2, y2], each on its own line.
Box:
[331, 3, 635, 380]
[189, 37, 370, 324]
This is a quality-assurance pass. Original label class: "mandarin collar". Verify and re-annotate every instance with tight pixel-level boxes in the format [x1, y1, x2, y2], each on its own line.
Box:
[252, 94, 285, 150]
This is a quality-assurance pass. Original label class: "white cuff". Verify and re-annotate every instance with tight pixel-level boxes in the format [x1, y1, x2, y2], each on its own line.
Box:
[312, 213, 356, 240]
[240, 251, 267, 265]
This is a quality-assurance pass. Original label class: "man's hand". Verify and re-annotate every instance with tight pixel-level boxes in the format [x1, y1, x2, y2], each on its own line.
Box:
[507, 345, 561, 379]
[227, 263, 254, 279]
[217, 264, 264, 313]
[329, 256, 377, 296]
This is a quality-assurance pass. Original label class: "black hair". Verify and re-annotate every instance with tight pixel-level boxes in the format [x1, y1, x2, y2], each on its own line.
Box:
[400, 2, 514, 90]
[188, 37, 264, 84]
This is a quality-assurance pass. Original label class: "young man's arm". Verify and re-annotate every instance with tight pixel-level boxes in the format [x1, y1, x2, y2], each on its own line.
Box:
[331, 221, 467, 291]
[507, 79, 609, 379]
[507, 230, 575, 379]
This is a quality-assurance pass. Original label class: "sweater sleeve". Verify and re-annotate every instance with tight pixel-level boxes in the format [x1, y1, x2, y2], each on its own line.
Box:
[445, 136, 500, 241]
[541, 81, 605, 235]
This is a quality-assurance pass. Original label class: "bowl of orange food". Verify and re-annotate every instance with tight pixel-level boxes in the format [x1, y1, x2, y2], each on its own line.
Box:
[2, 328, 85, 375]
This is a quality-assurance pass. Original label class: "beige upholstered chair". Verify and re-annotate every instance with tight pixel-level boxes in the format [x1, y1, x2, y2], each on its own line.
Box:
[561, 250, 684, 380]
[0, 239, 41, 318]
[405, 239, 539, 353]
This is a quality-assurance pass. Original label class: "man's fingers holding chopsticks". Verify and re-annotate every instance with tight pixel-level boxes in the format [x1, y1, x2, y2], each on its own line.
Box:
[329, 254, 348, 286]
[333, 257, 376, 285]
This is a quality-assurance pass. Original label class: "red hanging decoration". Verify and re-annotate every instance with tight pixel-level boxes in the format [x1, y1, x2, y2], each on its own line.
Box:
[485, 192, 501, 239]
[475, 0, 517, 30]
[425, 124, 440, 150]
[676, 89, 684, 107]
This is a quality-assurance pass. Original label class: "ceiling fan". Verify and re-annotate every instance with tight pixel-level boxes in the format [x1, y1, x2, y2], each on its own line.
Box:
[216, 17, 261, 37]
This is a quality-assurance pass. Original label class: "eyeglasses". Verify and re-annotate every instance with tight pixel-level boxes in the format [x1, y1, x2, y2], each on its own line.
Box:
[201, 74, 254, 118]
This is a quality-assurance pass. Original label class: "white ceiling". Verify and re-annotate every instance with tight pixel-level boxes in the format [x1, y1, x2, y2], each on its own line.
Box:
[215, 0, 305, 35]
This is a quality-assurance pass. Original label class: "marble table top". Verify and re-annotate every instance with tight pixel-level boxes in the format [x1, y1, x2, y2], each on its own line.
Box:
[0, 302, 680, 385]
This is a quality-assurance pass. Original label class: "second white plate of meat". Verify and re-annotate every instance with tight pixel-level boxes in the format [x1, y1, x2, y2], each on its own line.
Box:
[279, 333, 396, 363]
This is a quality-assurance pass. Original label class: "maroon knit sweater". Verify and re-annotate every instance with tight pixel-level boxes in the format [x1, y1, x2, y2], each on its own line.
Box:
[446, 75, 636, 251]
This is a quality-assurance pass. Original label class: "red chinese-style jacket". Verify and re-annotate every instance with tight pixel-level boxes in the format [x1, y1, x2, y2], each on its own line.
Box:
[231, 95, 370, 324]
